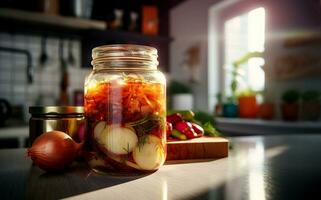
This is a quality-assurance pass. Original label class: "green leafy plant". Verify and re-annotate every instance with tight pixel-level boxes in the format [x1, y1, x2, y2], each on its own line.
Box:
[168, 81, 192, 94]
[302, 90, 320, 102]
[187, 111, 221, 137]
[193, 111, 216, 126]
[202, 122, 221, 137]
[282, 90, 300, 103]
[216, 92, 223, 104]
[229, 51, 263, 101]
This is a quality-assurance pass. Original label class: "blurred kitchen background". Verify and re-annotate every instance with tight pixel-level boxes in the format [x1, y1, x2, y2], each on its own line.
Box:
[0, 0, 321, 147]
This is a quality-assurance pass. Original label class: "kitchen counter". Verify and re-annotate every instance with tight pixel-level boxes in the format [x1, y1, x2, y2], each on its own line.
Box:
[0, 126, 28, 147]
[1, 134, 321, 200]
[216, 117, 321, 135]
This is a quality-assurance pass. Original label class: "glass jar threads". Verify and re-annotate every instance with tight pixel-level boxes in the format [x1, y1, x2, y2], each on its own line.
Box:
[84, 44, 166, 175]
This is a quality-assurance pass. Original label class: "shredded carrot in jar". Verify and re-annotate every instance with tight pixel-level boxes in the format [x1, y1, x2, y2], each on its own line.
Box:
[84, 78, 165, 124]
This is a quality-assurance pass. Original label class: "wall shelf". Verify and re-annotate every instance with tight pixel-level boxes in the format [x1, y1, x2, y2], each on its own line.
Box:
[0, 8, 171, 70]
[0, 8, 106, 30]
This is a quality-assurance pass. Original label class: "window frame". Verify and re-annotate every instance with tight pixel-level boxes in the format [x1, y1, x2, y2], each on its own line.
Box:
[217, 0, 266, 95]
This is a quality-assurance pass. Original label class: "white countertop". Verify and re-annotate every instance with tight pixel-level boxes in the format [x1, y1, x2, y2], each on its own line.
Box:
[66, 159, 229, 200]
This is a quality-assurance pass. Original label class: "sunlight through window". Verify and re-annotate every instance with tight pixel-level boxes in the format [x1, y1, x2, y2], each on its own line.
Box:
[224, 7, 265, 96]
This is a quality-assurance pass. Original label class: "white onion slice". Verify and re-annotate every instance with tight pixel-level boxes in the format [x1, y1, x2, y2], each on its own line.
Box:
[133, 135, 165, 170]
[101, 125, 138, 155]
[107, 152, 141, 170]
[88, 156, 105, 168]
[94, 121, 107, 141]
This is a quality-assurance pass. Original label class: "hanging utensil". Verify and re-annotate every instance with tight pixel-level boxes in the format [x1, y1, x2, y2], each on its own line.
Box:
[67, 39, 75, 66]
[39, 36, 49, 67]
[0, 98, 12, 127]
[59, 39, 69, 105]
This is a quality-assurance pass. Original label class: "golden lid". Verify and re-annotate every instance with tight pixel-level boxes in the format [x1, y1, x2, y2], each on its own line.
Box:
[29, 106, 84, 115]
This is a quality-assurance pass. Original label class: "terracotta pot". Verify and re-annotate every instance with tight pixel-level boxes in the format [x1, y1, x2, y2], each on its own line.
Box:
[238, 96, 257, 118]
[301, 101, 320, 121]
[258, 103, 275, 120]
[281, 103, 299, 121]
[214, 104, 222, 117]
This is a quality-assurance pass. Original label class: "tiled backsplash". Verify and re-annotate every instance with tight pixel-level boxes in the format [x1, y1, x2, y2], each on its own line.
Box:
[0, 33, 91, 120]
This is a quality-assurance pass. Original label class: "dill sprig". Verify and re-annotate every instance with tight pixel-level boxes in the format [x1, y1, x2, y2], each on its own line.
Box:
[122, 143, 130, 154]
[126, 115, 164, 150]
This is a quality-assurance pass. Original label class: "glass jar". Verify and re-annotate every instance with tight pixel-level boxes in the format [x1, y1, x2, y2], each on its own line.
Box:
[29, 106, 85, 145]
[84, 44, 166, 175]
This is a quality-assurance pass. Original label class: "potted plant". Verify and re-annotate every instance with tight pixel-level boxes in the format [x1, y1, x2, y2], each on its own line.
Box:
[237, 89, 258, 118]
[222, 51, 263, 118]
[258, 90, 275, 120]
[281, 89, 300, 121]
[214, 92, 223, 117]
[221, 64, 239, 118]
[258, 102, 275, 120]
[169, 81, 193, 110]
[301, 90, 320, 121]
[223, 96, 238, 118]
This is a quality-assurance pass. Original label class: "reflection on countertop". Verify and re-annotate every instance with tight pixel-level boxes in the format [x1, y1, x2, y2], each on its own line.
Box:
[1, 135, 321, 199]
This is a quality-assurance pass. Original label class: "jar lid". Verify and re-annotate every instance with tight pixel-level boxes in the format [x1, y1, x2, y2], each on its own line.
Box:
[29, 106, 84, 115]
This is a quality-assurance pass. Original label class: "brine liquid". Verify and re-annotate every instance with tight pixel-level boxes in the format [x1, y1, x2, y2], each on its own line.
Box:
[84, 76, 166, 174]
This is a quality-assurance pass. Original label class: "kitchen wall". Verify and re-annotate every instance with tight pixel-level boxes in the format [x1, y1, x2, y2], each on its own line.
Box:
[170, 0, 321, 114]
[170, 0, 220, 112]
[263, 0, 321, 104]
[0, 33, 90, 121]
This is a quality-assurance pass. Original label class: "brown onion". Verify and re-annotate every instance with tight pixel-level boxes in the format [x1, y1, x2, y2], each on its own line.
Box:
[27, 131, 81, 172]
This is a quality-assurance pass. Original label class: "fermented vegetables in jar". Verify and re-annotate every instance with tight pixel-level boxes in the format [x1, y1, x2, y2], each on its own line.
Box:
[84, 44, 166, 175]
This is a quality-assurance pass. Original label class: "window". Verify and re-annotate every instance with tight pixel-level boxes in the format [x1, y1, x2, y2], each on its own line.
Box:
[223, 7, 265, 97]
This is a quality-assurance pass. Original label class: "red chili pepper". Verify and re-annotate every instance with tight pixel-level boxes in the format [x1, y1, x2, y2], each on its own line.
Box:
[174, 121, 197, 139]
[166, 113, 183, 125]
[166, 122, 173, 138]
[191, 123, 204, 138]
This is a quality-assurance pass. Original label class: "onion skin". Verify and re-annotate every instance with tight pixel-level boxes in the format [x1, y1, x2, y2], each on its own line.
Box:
[27, 131, 80, 172]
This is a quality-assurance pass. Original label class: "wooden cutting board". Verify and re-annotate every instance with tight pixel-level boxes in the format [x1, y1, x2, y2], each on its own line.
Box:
[166, 137, 228, 161]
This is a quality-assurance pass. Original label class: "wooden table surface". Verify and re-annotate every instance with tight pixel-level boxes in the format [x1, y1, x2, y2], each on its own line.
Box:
[1, 134, 321, 200]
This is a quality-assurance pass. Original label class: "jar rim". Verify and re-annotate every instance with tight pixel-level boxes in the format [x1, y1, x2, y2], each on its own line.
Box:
[91, 44, 158, 69]
[29, 106, 84, 115]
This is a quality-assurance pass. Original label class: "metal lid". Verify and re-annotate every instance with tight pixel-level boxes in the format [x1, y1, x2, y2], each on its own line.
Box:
[29, 106, 84, 115]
